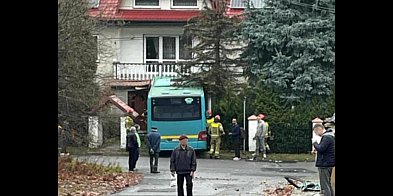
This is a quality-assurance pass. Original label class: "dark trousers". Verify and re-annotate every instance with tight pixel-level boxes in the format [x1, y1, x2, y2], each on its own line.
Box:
[318, 167, 334, 196]
[177, 173, 193, 196]
[233, 137, 241, 158]
[149, 152, 159, 168]
[135, 148, 140, 163]
[128, 148, 138, 171]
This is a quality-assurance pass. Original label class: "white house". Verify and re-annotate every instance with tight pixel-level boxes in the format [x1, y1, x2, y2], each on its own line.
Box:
[88, 0, 265, 130]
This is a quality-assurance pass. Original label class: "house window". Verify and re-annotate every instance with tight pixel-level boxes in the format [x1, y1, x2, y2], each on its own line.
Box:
[145, 36, 192, 63]
[163, 37, 176, 59]
[135, 0, 159, 7]
[179, 36, 192, 60]
[173, 0, 197, 7]
[231, 0, 265, 8]
[146, 37, 159, 60]
[89, 0, 100, 8]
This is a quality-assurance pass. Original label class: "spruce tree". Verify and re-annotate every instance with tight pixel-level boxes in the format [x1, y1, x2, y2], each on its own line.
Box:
[178, 0, 245, 99]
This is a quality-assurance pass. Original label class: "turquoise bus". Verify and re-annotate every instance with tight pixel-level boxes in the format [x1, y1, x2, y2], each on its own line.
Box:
[147, 77, 208, 151]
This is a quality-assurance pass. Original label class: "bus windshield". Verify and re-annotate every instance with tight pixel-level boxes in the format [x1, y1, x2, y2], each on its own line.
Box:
[152, 97, 201, 121]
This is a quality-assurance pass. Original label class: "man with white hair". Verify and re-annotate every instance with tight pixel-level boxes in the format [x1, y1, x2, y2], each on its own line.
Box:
[126, 126, 139, 172]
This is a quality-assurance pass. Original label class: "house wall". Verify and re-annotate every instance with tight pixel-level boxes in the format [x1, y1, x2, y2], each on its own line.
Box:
[97, 25, 246, 83]
[119, 26, 185, 63]
[96, 27, 121, 84]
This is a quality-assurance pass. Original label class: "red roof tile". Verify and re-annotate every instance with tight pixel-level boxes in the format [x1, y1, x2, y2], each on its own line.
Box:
[90, 9, 201, 22]
[226, 8, 244, 17]
[104, 79, 151, 87]
[117, 10, 201, 21]
[89, 0, 201, 21]
[89, 0, 244, 21]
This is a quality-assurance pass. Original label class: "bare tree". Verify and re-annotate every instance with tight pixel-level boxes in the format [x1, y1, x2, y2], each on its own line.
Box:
[58, 0, 102, 146]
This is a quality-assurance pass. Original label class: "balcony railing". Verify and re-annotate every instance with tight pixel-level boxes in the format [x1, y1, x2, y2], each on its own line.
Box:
[113, 62, 200, 80]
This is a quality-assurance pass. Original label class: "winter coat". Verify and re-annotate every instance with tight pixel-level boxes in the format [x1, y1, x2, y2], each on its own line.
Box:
[313, 131, 335, 167]
[170, 145, 197, 174]
[147, 131, 161, 153]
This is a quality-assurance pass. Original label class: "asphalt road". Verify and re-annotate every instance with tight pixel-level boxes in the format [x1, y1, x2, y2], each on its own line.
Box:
[76, 155, 319, 196]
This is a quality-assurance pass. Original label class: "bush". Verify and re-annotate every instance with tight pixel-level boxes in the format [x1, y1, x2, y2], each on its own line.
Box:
[268, 123, 312, 153]
[101, 116, 120, 142]
[210, 81, 334, 153]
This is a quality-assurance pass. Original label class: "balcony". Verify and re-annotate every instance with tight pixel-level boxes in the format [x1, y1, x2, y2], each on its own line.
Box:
[112, 62, 200, 80]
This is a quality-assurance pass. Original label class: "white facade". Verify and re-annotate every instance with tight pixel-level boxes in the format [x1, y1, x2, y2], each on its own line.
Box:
[119, 26, 185, 63]
[96, 27, 121, 83]
[96, 26, 245, 79]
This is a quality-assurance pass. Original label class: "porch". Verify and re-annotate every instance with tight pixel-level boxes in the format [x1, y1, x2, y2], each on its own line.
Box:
[112, 62, 200, 80]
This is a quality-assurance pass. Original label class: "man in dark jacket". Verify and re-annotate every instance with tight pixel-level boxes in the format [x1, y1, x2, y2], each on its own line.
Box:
[229, 118, 241, 160]
[170, 135, 197, 196]
[147, 127, 161, 173]
[312, 124, 335, 196]
[126, 127, 139, 172]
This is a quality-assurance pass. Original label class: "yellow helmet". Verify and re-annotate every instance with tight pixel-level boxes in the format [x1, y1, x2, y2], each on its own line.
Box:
[125, 116, 134, 128]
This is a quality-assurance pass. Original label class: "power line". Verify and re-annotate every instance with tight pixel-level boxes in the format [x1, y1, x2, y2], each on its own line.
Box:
[291, 1, 334, 12]
[254, 0, 334, 14]
[281, 0, 335, 13]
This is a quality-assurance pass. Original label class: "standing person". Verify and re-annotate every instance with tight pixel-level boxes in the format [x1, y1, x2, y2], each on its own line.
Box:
[126, 127, 139, 172]
[323, 116, 335, 194]
[252, 113, 267, 160]
[134, 124, 142, 148]
[133, 124, 141, 171]
[206, 110, 214, 150]
[229, 118, 241, 160]
[312, 124, 335, 196]
[208, 115, 225, 159]
[147, 127, 161, 173]
[170, 135, 197, 196]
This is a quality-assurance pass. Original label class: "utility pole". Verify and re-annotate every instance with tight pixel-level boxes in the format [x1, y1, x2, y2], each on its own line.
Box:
[243, 96, 246, 153]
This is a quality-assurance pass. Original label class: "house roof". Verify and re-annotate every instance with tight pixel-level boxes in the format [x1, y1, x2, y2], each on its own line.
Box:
[226, 7, 245, 17]
[88, 0, 245, 21]
[117, 10, 201, 22]
[89, 0, 201, 22]
[104, 79, 151, 87]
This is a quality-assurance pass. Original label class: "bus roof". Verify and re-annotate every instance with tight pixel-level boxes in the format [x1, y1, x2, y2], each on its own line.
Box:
[149, 77, 204, 97]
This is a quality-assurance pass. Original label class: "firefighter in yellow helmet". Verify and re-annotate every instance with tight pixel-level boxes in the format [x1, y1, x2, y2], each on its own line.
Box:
[125, 116, 134, 131]
[206, 110, 214, 146]
[206, 110, 214, 128]
[208, 115, 225, 159]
